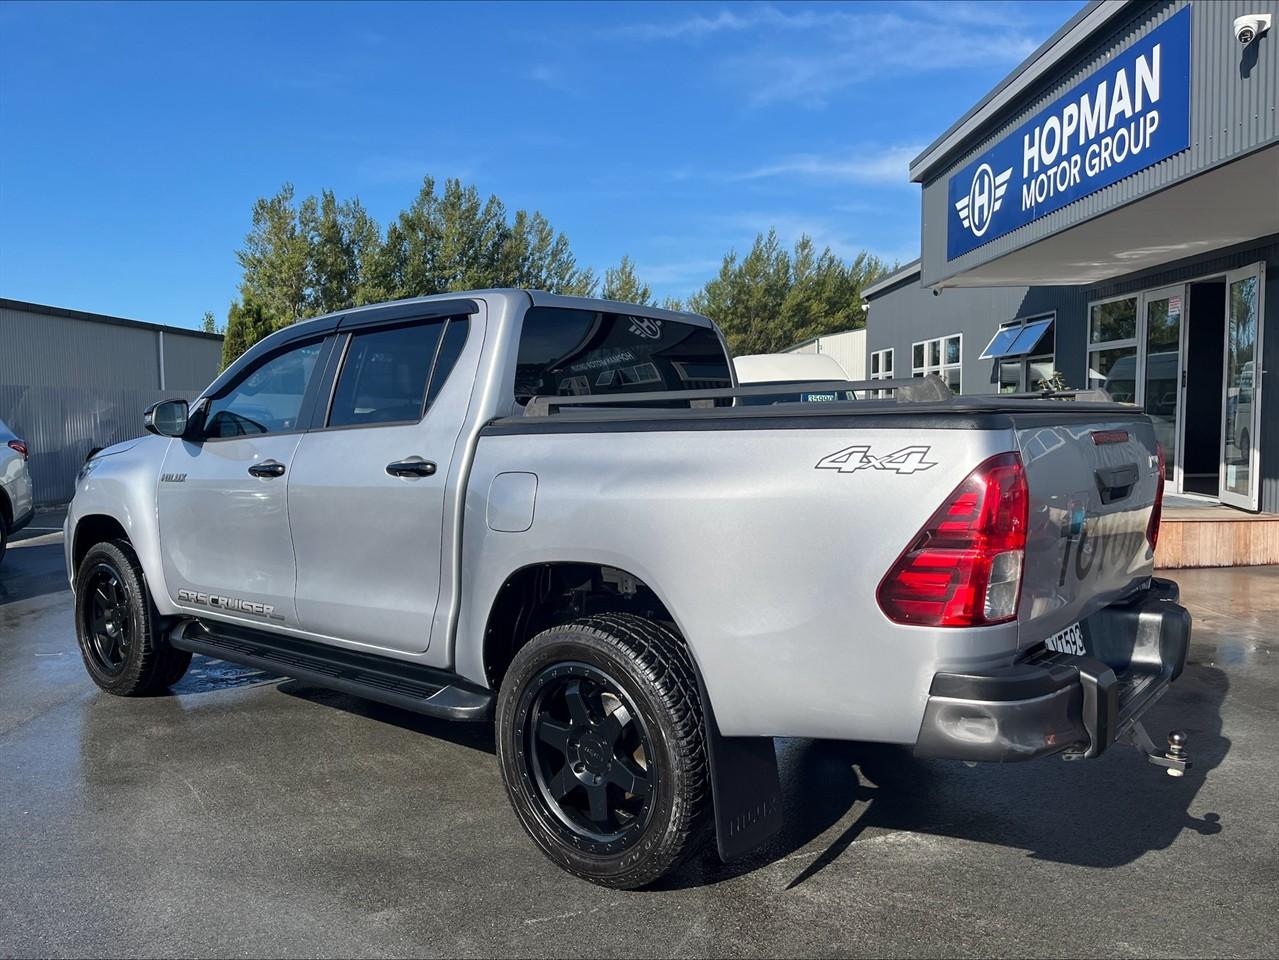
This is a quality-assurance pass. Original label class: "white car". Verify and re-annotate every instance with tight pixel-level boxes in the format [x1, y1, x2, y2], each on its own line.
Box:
[0, 416, 35, 564]
[733, 352, 855, 403]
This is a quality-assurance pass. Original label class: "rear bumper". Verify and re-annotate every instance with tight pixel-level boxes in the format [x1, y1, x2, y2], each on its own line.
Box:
[915, 577, 1191, 762]
[10, 502, 35, 534]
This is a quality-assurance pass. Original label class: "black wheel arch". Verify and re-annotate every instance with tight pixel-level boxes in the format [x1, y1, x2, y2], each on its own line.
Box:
[72, 514, 130, 574]
[482, 562, 686, 690]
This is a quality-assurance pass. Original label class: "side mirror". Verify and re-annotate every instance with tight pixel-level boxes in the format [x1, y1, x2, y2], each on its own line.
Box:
[144, 399, 190, 438]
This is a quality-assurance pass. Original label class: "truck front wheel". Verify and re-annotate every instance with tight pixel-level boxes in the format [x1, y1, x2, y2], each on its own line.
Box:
[74, 540, 191, 696]
[496, 613, 712, 888]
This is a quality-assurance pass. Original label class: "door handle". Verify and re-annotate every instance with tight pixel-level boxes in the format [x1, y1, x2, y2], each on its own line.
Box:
[386, 456, 437, 478]
[248, 460, 286, 478]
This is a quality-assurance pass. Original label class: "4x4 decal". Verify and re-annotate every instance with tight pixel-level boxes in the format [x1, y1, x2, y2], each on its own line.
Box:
[815, 444, 938, 475]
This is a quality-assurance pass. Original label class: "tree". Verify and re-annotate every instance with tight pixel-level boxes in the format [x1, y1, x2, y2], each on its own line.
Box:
[601, 255, 652, 305]
[226, 175, 891, 361]
[686, 232, 892, 356]
[237, 184, 311, 324]
[220, 292, 280, 369]
[688, 230, 792, 355]
[200, 311, 218, 334]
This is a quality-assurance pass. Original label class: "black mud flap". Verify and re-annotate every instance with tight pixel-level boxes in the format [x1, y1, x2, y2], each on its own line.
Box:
[697, 674, 784, 862]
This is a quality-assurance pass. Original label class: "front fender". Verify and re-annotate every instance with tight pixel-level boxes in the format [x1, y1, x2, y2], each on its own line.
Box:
[67, 437, 174, 613]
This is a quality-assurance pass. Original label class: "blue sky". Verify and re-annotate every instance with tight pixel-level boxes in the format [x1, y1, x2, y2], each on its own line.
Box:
[0, 0, 1083, 329]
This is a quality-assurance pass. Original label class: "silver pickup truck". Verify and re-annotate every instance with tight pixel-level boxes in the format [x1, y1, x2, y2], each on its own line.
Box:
[66, 290, 1192, 888]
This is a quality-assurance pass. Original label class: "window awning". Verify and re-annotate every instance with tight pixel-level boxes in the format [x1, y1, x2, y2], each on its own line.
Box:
[979, 317, 1053, 360]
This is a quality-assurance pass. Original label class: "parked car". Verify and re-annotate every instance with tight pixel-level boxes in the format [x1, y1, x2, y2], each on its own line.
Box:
[65, 291, 1191, 888]
[732, 352, 858, 404]
[0, 416, 35, 565]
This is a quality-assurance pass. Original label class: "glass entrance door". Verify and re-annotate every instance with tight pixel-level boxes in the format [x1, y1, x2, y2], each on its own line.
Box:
[1140, 285, 1185, 491]
[1220, 265, 1265, 511]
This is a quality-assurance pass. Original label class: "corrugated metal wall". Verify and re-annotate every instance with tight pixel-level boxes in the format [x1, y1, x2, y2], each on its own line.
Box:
[162, 329, 224, 391]
[0, 303, 222, 506]
[921, 0, 1279, 284]
[865, 280, 1088, 392]
[812, 329, 866, 381]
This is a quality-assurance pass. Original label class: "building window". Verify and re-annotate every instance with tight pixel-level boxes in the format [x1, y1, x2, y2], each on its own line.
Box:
[1087, 296, 1138, 402]
[912, 335, 961, 393]
[870, 348, 894, 397]
[870, 348, 894, 379]
[983, 314, 1055, 392]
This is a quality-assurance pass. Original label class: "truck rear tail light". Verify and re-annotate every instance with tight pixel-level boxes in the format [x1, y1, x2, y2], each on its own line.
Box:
[877, 452, 1029, 627]
[6, 439, 27, 459]
[1147, 443, 1166, 552]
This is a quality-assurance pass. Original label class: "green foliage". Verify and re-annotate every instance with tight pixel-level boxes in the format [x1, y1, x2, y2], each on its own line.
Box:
[688, 231, 891, 356]
[1035, 369, 1069, 392]
[200, 311, 219, 334]
[601, 255, 652, 306]
[225, 175, 893, 364]
[220, 293, 279, 369]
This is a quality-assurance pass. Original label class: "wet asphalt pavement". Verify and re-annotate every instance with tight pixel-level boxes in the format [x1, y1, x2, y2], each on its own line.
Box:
[1, 513, 1276, 958]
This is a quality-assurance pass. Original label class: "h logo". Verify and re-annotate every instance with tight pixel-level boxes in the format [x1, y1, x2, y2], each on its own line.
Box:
[955, 163, 1012, 239]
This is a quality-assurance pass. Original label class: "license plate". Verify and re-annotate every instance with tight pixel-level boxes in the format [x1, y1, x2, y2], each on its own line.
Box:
[1044, 621, 1087, 656]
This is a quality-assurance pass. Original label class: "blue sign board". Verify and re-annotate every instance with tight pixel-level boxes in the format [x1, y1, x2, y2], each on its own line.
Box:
[946, 6, 1191, 261]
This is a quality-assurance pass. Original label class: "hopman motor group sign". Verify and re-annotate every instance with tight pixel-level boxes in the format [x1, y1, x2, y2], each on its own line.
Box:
[947, 6, 1191, 260]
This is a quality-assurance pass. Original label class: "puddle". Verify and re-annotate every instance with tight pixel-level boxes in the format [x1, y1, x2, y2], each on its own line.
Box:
[170, 655, 276, 693]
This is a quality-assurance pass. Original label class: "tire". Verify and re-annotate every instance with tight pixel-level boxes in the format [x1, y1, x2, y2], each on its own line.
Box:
[0, 510, 8, 567]
[74, 540, 191, 695]
[496, 613, 712, 889]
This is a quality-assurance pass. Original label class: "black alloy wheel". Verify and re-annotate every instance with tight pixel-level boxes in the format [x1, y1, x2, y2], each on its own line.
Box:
[82, 562, 133, 675]
[523, 662, 657, 853]
[496, 613, 712, 888]
[73, 539, 192, 695]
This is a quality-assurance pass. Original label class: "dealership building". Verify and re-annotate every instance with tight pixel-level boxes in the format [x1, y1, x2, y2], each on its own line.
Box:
[865, 0, 1278, 523]
[0, 298, 223, 506]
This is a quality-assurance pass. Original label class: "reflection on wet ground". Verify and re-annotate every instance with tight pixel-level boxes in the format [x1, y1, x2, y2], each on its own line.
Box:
[1, 539, 1276, 958]
[171, 655, 276, 694]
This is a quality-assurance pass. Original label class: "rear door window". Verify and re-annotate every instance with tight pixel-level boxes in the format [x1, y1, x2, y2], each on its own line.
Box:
[515, 307, 731, 403]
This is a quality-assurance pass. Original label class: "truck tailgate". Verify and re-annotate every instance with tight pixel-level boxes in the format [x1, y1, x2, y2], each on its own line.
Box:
[1015, 414, 1161, 648]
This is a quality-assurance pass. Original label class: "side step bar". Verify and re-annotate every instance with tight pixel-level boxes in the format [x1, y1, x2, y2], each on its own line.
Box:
[169, 620, 495, 721]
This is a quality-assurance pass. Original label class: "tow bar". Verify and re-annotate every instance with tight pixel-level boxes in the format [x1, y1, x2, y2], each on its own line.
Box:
[1122, 722, 1192, 777]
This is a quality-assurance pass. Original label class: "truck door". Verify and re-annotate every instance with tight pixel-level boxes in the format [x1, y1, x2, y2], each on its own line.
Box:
[286, 312, 475, 655]
[158, 336, 331, 629]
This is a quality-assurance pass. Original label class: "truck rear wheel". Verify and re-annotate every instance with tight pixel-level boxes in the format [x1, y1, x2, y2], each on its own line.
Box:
[74, 540, 191, 696]
[496, 613, 711, 889]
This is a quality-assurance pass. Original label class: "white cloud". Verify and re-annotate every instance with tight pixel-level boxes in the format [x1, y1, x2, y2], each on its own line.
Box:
[633, 258, 725, 285]
[734, 145, 924, 187]
[612, 2, 1046, 108]
[717, 211, 916, 268]
[610, 9, 759, 40]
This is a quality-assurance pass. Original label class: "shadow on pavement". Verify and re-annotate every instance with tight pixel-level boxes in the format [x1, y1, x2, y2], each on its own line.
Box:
[661, 660, 1230, 890]
[0, 541, 70, 606]
[275, 680, 499, 755]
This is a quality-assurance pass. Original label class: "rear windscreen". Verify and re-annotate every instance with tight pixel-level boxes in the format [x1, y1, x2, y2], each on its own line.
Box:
[515, 307, 732, 403]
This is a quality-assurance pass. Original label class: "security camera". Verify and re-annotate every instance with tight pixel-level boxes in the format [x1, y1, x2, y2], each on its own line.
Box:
[1234, 13, 1271, 45]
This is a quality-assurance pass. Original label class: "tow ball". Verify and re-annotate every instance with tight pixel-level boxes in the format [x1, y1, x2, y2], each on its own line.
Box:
[1122, 722, 1192, 777]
